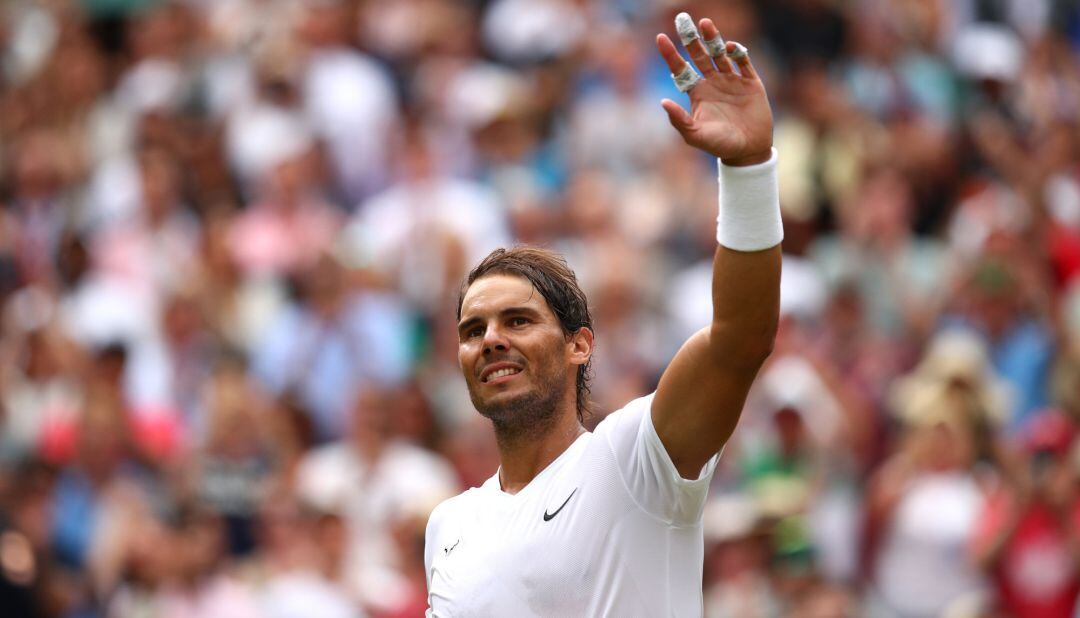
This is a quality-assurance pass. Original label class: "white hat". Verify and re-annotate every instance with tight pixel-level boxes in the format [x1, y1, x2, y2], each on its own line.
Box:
[890, 329, 1013, 426]
[703, 493, 761, 542]
[227, 105, 315, 182]
[953, 24, 1023, 83]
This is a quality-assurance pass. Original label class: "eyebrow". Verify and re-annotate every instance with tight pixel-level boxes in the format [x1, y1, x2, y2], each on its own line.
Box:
[457, 306, 544, 335]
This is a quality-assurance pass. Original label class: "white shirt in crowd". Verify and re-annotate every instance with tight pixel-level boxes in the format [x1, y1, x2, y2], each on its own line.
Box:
[873, 471, 987, 617]
[425, 393, 719, 616]
[297, 440, 458, 611]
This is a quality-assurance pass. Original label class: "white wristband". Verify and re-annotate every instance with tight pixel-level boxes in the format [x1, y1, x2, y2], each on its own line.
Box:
[717, 148, 783, 251]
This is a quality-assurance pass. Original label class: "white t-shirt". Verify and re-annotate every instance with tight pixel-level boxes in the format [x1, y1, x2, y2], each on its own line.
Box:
[873, 471, 987, 617]
[424, 393, 719, 616]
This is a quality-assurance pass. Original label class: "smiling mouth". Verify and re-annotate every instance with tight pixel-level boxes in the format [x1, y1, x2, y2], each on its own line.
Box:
[482, 367, 522, 383]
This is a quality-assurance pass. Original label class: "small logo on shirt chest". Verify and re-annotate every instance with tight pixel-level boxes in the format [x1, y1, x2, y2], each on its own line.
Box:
[444, 539, 460, 556]
[543, 488, 578, 521]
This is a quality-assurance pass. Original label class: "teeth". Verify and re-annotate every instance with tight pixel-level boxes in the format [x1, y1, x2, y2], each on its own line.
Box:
[485, 367, 520, 382]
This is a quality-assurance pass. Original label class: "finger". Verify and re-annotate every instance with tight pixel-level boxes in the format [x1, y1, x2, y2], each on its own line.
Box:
[674, 12, 717, 78]
[657, 34, 702, 93]
[726, 41, 757, 79]
[660, 98, 695, 135]
[700, 18, 733, 74]
[656, 34, 689, 75]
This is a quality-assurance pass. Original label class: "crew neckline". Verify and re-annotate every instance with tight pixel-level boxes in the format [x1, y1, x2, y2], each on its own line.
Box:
[485, 432, 591, 498]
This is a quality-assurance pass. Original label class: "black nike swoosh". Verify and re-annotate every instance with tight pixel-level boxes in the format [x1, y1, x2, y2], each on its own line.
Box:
[543, 489, 578, 521]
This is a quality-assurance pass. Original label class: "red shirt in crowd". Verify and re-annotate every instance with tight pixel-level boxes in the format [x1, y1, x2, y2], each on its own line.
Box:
[973, 490, 1080, 618]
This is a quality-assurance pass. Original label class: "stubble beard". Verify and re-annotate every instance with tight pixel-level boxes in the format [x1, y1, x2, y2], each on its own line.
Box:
[469, 365, 568, 447]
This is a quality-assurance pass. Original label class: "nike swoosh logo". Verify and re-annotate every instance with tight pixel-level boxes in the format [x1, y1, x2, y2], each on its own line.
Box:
[543, 489, 578, 521]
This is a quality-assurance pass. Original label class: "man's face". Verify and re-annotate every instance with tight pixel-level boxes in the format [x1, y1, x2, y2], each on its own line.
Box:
[457, 274, 585, 432]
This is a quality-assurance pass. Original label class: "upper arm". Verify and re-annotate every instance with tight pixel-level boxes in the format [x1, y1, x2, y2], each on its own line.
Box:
[651, 327, 765, 478]
[652, 246, 781, 478]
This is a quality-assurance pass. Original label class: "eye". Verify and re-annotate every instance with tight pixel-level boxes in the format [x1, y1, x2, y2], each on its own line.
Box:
[467, 326, 484, 339]
[509, 316, 530, 327]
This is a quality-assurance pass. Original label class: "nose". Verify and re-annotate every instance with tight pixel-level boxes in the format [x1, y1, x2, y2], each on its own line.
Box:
[482, 324, 509, 355]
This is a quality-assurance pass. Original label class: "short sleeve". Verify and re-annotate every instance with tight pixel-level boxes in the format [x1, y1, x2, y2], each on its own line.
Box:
[595, 393, 720, 527]
[424, 501, 446, 589]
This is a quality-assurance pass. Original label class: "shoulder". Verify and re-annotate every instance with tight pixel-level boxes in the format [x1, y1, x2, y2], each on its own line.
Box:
[592, 392, 656, 440]
[591, 392, 720, 525]
[424, 485, 488, 575]
[426, 486, 485, 537]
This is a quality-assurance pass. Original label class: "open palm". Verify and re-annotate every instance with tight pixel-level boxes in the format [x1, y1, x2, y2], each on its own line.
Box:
[657, 16, 773, 166]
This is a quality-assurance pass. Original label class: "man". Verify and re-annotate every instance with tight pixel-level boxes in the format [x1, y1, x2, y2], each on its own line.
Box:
[425, 12, 782, 616]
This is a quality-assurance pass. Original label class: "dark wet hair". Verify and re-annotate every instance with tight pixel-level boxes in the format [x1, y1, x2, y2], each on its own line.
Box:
[457, 247, 593, 421]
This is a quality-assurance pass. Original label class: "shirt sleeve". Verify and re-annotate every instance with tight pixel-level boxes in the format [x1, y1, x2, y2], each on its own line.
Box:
[595, 392, 720, 527]
[424, 502, 444, 590]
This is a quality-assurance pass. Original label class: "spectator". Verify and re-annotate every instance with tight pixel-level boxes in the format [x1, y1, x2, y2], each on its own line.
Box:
[250, 255, 414, 439]
[973, 409, 1080, 618]
[294, 384, 457, 614]
[866, 374, 993, 617]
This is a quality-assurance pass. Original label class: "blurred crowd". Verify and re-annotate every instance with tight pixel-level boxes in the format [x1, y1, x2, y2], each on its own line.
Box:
[1, 0, 1080, 616]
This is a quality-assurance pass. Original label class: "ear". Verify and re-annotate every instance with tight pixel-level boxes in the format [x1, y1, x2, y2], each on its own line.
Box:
[568, 327, 594, 367]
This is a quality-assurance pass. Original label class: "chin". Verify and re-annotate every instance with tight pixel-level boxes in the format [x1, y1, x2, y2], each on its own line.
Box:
[474, 388, 532, 417]
[472, 382, 565, 437]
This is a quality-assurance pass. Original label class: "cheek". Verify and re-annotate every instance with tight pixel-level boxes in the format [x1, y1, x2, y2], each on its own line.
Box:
[529, 335, 571, 375]
[457, 343, 475, 374]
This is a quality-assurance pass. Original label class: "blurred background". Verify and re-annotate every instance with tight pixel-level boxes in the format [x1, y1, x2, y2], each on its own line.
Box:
[1, 0, 1080, 616]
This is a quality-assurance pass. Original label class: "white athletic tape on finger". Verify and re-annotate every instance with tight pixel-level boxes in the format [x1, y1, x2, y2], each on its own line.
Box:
[704, 35, 725, 57]
[727, 42, 748, 60]
[717, 148, 783, 251]
[671, 64, 701, 92]
[675, 12, 699, 46]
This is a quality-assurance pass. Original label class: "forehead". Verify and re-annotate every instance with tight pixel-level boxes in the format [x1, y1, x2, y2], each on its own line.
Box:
[459, 274, 552, 319]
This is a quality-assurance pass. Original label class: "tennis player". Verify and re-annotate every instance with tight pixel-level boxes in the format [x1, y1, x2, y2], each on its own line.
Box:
[425, 12, 782, 616]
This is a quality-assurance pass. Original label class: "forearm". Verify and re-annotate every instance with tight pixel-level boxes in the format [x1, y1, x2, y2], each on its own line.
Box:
[709, 152, 782, 366]
[709, 245, 781, 366]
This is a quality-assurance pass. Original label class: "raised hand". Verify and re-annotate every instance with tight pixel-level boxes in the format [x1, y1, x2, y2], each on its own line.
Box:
[657, 14, 773, 166]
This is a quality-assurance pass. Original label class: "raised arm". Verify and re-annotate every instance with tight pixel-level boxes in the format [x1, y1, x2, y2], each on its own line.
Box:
[651, 14, 782, 479]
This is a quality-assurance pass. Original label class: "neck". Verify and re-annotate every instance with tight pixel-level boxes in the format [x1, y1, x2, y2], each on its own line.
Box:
[495, 410, 585, 495]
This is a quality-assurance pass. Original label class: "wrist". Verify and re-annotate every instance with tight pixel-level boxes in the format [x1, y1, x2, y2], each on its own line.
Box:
[716, 147, 783, 251]
[720, 148, 773, 167]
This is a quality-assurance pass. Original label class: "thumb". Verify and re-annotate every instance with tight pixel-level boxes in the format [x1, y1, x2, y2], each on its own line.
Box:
[661, 99, 695, 136]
